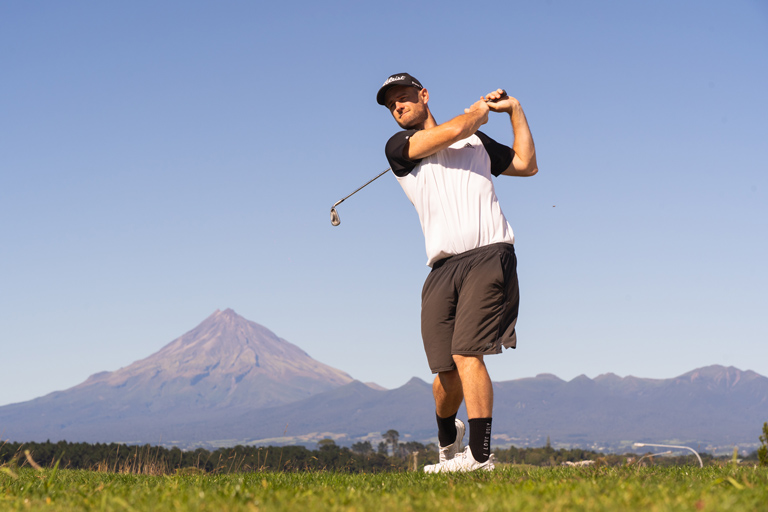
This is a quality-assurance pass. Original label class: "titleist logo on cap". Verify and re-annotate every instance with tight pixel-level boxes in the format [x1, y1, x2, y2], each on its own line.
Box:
[382, 75, 422, 88]
[382, 75, 405, 86]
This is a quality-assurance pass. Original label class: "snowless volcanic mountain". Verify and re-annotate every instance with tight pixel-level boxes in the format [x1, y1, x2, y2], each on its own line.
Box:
[76, 308, 354, 409]
[0, 309, 353, 443]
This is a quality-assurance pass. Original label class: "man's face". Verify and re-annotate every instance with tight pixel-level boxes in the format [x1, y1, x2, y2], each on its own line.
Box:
[385, 86, 428, 129]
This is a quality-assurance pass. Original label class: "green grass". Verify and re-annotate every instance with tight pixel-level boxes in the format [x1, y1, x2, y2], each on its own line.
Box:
[1, 465, 767, 511]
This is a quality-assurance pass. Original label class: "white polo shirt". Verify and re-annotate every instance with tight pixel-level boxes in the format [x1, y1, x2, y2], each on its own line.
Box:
[385, 130, 515, 267]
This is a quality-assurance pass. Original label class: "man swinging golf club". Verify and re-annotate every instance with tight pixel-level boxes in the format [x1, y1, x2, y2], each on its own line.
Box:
[377, 73, 538, 472]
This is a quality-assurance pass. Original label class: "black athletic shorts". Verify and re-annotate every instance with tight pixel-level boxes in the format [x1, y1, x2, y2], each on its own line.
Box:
[421, 242, 519, 373]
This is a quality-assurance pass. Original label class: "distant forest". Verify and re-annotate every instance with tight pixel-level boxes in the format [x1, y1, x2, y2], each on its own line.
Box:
[1, 438, 756, 473]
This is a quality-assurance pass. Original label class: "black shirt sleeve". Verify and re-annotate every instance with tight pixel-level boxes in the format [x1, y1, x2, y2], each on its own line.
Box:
[385, 130, 422, 177]
[476, 131, 513, 177]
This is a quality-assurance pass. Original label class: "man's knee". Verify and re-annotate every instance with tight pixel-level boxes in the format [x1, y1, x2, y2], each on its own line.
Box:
[452, 354, 486, 373]
[436, 369, 462, 392]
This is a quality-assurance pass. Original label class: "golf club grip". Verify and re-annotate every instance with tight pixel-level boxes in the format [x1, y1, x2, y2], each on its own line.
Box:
[486, 89, 507, 102]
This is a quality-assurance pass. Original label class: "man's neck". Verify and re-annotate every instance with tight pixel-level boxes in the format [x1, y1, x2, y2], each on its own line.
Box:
[414, 111, 437, 131]
[423, 111, 437, 130]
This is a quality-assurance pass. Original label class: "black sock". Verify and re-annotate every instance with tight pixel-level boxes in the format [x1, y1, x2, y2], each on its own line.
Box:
[436, 412, 457, 447]
[468, 418, 492, 462]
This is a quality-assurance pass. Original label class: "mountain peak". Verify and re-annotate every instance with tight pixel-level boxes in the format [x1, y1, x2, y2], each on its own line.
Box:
[533, 373, 564, 382]
[201, 307, 243, 326]
[72, 309, 354, 410]
[677, 365, 762, 389]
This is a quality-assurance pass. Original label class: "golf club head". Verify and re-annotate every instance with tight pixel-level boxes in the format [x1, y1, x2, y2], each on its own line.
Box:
[329, 167, 390, 227]
[330, 207, 340, 226]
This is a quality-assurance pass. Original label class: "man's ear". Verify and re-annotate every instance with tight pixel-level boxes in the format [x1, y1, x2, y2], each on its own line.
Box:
[419, 88, 429, 104]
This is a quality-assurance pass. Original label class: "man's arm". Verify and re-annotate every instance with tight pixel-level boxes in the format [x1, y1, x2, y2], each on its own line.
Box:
[405, 99, 490, 160]
[485, 92, 538, 177]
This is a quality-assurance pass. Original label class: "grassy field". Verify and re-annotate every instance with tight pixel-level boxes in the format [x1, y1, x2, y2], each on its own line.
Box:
[1, 465, 767, 511]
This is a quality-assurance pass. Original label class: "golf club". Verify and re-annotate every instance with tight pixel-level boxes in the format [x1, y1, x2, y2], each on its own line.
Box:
[330, 89, 507, 226]
[330, 167, 391, 226]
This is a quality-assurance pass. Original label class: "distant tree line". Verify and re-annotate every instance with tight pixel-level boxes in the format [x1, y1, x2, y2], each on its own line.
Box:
[0, 437, 442, 474]
[0, 439, 423, 473]
[1, 434, 761, 474]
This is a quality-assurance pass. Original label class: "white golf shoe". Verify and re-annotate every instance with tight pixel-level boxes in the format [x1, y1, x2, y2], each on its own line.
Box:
[424, 446, 496, 473]
[438, 418, 465, 463]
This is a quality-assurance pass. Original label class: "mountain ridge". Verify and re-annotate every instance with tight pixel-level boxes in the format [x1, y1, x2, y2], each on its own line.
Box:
[174, 364, 767, 454]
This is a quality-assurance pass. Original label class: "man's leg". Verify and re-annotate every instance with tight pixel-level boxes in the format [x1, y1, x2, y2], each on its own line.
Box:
[452, 355, 492, 417]
[454, 354, 493, 463]
[433, 369, 463, 418]
[432, 369, 465, 461]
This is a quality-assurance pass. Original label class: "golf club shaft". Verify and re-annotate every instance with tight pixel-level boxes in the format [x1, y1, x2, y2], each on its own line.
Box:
[333, 167, 391, 208]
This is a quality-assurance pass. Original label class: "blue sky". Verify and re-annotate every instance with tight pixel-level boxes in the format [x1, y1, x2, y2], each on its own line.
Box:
[1, 1, 766, 407]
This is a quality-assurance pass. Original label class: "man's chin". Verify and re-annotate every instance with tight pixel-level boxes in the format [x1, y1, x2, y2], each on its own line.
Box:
[397, 119, 420, 129]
